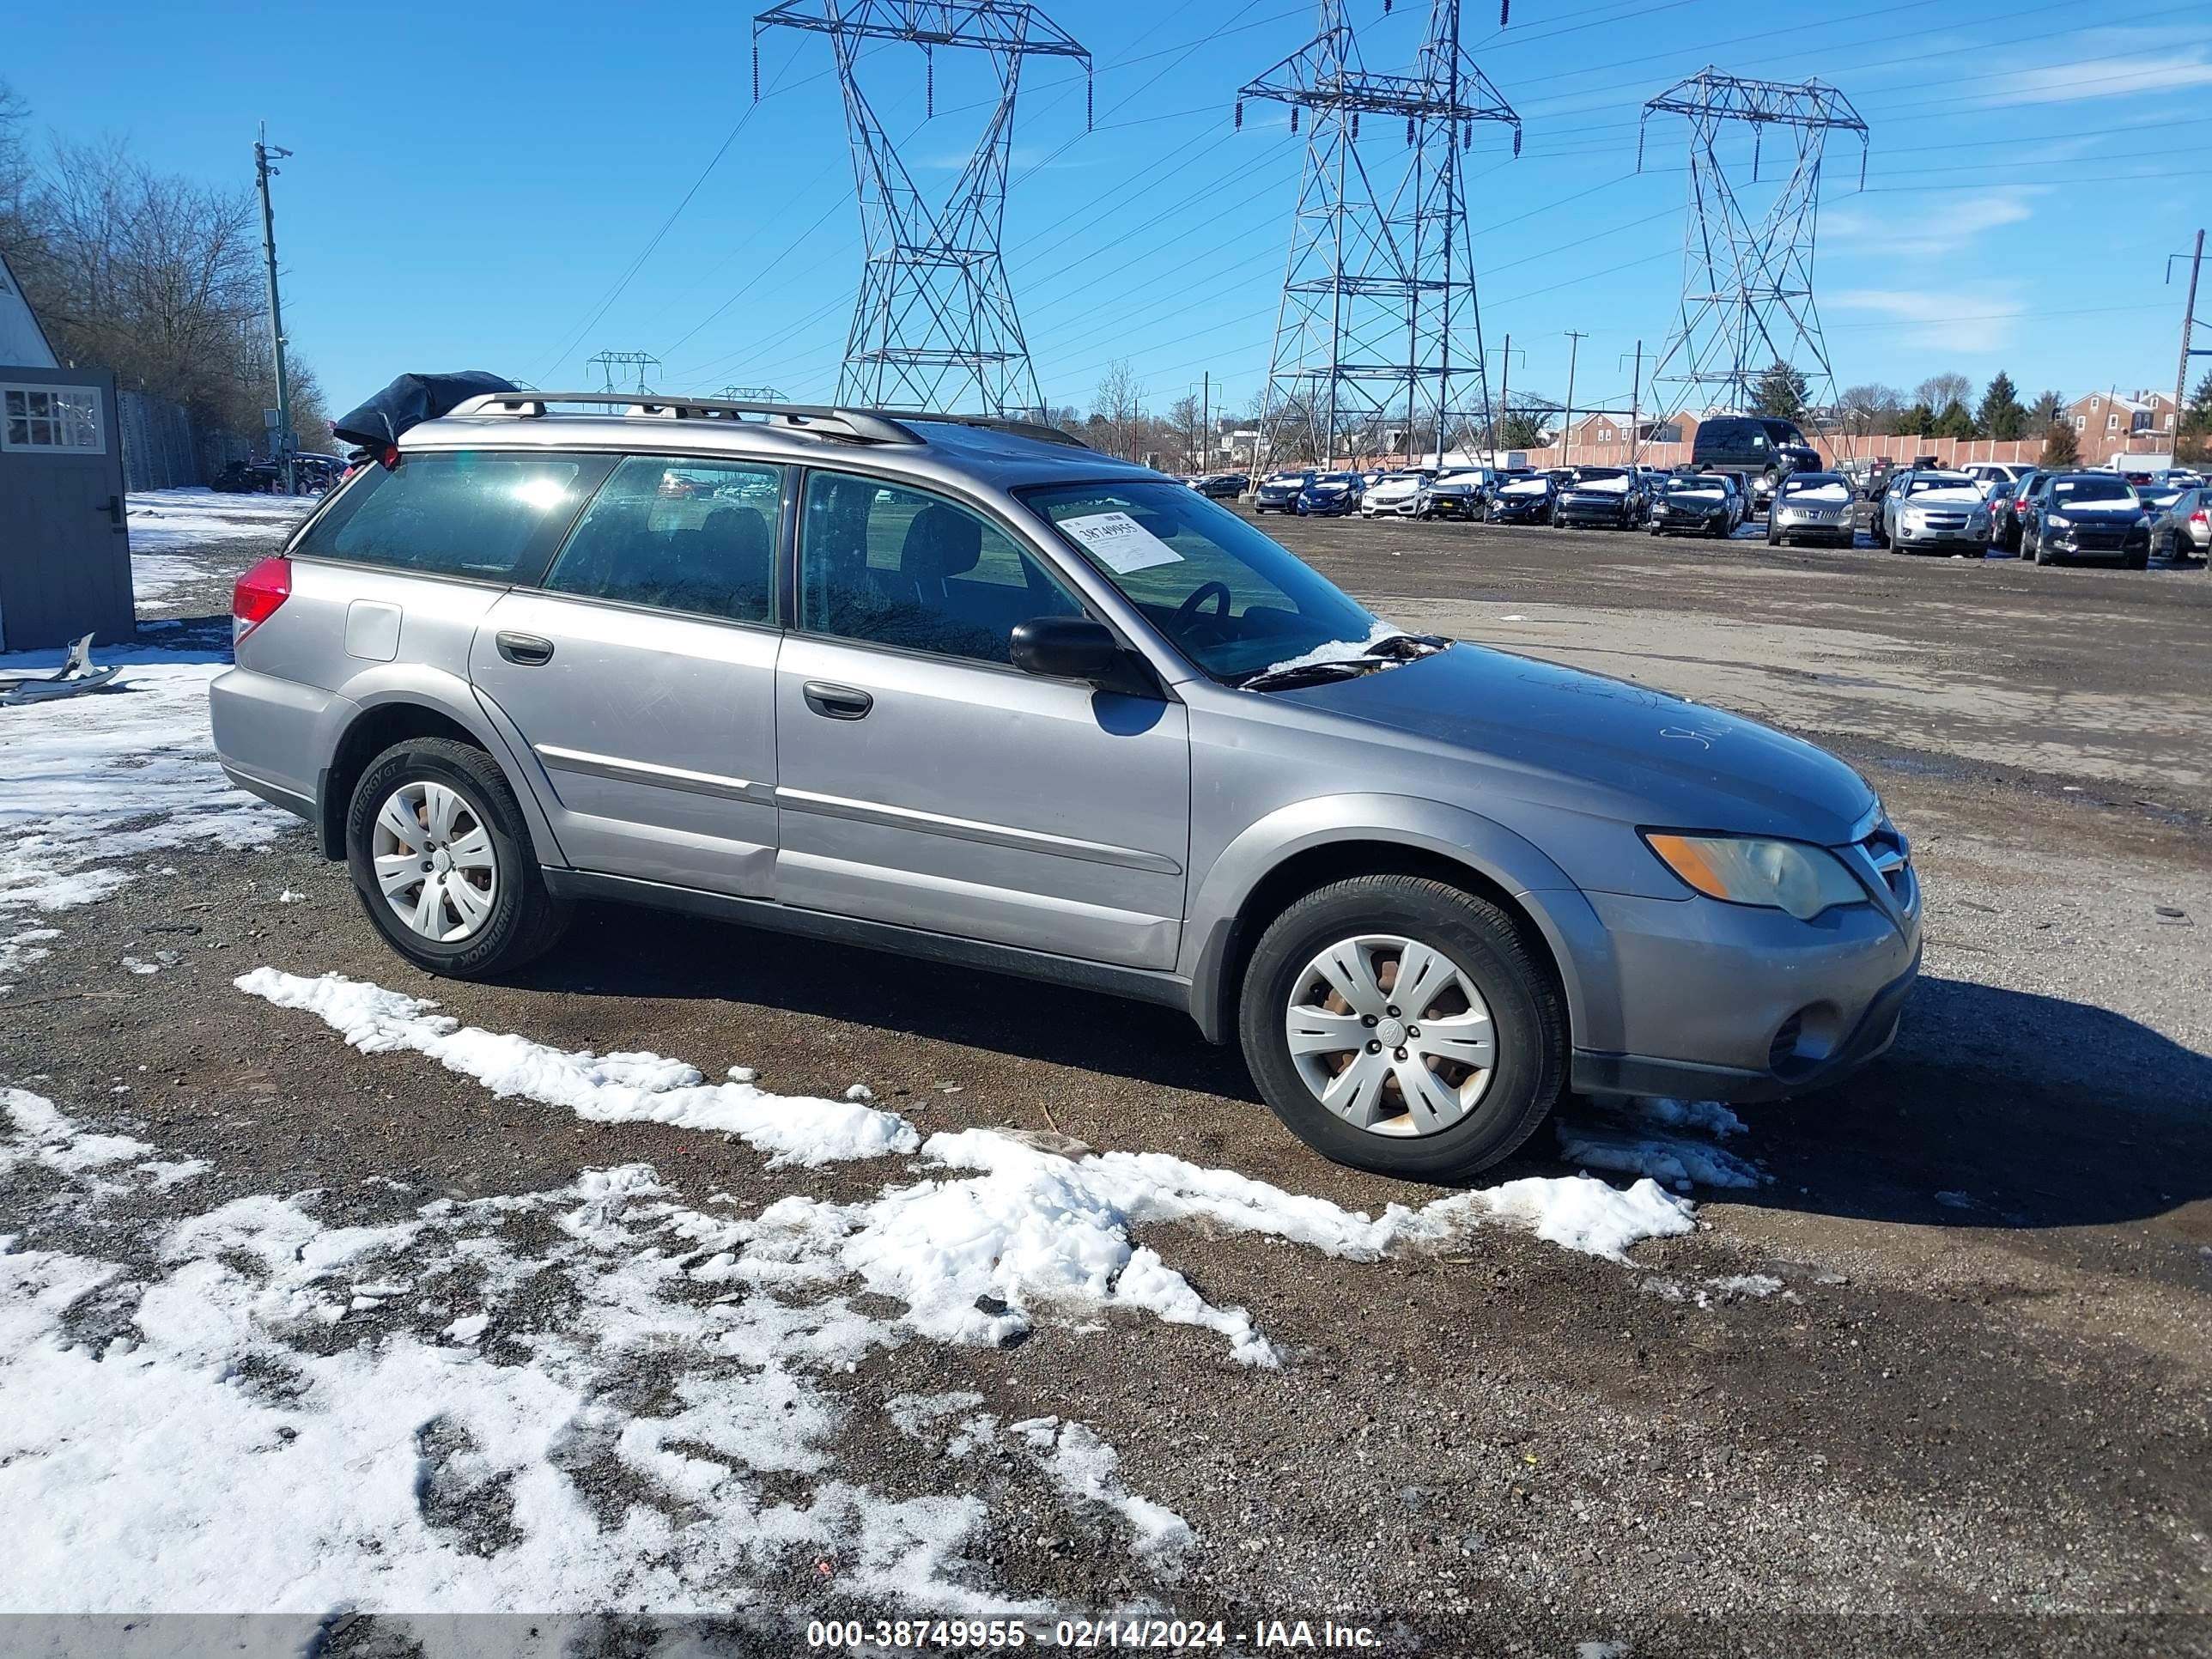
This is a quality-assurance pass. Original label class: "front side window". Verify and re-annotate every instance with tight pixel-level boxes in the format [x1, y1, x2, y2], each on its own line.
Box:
[799, 472, 1082, 664]
[2, 384, 103, 453]
[298, 451, 605, 580]
[544, 456, 781, 623]
[1024, 479, 1379, 683]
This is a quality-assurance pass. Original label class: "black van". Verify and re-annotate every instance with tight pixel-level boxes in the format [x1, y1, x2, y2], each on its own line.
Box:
[1691, 416, 1821, 514]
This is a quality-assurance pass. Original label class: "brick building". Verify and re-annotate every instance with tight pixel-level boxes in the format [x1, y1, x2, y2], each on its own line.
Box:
[2065, 390, 2178, 457]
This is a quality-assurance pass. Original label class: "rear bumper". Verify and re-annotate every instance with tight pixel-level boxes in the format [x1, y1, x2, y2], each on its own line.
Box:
[1563, 884, 1921, 1103]
[209, 667, 345, 818]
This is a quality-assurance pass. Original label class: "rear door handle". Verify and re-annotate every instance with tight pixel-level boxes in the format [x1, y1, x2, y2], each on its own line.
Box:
[802, 680, 872, 720]
[495, 631, 555, 666]
[97, 494, 124, 532]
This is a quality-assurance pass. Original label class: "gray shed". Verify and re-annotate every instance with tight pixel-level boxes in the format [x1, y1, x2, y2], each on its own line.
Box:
[0, 249, 134, 653]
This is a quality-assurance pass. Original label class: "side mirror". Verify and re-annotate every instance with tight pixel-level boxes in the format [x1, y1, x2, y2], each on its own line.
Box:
[1011, 616, 1121, 680]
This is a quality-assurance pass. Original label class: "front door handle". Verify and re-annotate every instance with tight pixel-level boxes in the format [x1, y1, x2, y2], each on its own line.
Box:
[98, 494, 124, 532]
[802, 680, 872, 720]
[495, 631, 555, 666]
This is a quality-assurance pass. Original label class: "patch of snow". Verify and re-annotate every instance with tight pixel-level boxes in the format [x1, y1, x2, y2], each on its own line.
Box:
[1620, 1097, 1747, 1139]
[1784, 482, 1852, 504]
[1554, 1117, 1766, 1192]
[0, 1157, 1023, 1616]
[1570, 475, 1631, 494]
[844, 1084, 875, 1103]
[276, 889, 305, 904]
[119, 956, 159, 975]
[1258, 618, 1407, 678]
[1500, 478, 1549, 495]
[1, 1088, 156, 1178]
[240, 974, 1702, 1367]
[0, 647, 292, 942]
[1008, 1416, 1192, 1559]
[235, 969, 921, 1168]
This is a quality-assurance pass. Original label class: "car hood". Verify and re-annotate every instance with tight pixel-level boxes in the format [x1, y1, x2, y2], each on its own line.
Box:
[2049, 499, 2146, 519]
[1279, 644, 1876, 844]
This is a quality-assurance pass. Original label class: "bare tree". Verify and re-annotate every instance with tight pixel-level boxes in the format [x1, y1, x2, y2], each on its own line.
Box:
[1091, 360, 1146, 463]
[1914, 373, 1972, 417]
[1164, 392, 1204, 472]
[1838, 382, 1903, 435]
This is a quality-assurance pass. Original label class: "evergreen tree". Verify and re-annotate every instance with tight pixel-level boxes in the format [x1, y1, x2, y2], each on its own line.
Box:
[2041, 419, 2080, 468]
[1896, 403, 1935, 438]
[1751, 360, 1809, 422]
[1977, 372, 2027, 441]
[2027, 389, 2064, 428]
[1932, 401, 1977, 441]
[2179, 368, 2212, 465]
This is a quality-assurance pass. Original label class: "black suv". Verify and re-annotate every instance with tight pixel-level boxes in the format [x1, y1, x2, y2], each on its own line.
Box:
[1692, 416, 1821, 515]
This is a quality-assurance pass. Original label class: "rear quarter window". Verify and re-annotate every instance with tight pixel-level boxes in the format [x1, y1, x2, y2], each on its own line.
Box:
[295, 451, 611, 581]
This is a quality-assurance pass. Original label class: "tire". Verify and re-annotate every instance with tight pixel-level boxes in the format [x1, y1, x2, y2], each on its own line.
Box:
[2124, 547, 2148, 571]
[1766, 521, 1781, 547]
[2031, 528, 2055, 566]
[344, 736, 570, 979]
[1237, 875, 1566, 1182]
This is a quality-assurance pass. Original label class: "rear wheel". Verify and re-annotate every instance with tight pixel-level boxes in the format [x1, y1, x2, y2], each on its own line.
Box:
[1238, 876, 1565, 1182]
[344, 737, 569, 979]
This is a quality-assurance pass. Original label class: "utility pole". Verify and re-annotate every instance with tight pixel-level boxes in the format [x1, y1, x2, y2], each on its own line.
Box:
[1497, 332, 1510, 459]
[2168, 229, 2206, 464]
[1620, 339, 1644, 465]
[1561, 330, 1586, 469]
[253, 125, 295, 495]
[1201, 370, 1210, 471]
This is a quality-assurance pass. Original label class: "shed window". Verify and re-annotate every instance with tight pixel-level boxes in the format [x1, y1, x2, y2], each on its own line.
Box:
[2, 384, 103, 453]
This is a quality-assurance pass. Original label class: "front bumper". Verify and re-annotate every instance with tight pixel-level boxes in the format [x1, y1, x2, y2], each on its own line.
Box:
[2045, 525, 2148, 558]
[1360, 496, 1425, 517]
[1554, 503, 1629, 526]
[1893, 521, 1989, 548]
[1773, 513, 1854, 541]
[1564, 880, 1922, 1103]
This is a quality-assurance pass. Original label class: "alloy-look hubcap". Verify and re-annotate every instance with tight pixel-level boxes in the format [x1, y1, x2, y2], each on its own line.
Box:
[370, 781, 498, 944]
[1284, 934, 1496, 1138]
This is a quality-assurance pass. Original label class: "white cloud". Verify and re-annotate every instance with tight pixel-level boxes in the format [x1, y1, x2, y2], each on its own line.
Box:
[2000, 50, 2212, 105]
[1825, 287, 2027, 354]
[1961, 27, 2212, 106]
[1826, 188, 2039, 258]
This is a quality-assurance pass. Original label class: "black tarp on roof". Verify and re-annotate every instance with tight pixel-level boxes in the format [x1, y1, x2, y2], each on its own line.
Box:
[332, 372, 519, 450]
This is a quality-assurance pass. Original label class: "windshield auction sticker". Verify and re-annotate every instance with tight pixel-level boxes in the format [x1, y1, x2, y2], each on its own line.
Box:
[1060, 511, 1186, 575]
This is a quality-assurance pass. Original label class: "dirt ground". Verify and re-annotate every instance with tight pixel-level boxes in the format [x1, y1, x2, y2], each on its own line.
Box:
[4, 506, 2209, 1657]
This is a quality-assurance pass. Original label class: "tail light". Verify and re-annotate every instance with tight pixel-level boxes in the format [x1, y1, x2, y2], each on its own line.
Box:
[233, 556, 291, 644]
[2192, 509, 2209, 526]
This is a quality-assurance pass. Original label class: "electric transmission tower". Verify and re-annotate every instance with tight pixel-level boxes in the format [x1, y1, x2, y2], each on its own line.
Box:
[718, 384, 788, 402]
[587, 350, 661, 396]
[753, 0, 1091, 416]
[1638, 68, 1868, 434]
[1240, 0, 1519, 469]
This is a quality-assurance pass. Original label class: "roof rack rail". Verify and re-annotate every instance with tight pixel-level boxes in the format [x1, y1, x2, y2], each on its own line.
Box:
[445, 392, 923, 447]
[891, 413, 1091, 449]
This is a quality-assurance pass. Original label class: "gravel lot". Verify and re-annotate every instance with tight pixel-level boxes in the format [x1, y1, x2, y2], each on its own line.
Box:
[3, 497, 2207, 1657]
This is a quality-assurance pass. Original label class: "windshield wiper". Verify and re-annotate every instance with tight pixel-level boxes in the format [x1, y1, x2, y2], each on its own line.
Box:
[1359, 631, 1450, 661]
[1236, 659, 1379, 693]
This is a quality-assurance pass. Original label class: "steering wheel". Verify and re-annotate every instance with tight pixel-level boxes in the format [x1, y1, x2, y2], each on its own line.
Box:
[1176, 580, 1233, 623]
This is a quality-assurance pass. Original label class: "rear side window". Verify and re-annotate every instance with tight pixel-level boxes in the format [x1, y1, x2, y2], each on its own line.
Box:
[295, 451, 609, 580]
[544, 456, 783, 624]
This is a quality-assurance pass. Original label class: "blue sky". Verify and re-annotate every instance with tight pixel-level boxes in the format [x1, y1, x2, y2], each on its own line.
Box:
[9, 0, 2211, 421]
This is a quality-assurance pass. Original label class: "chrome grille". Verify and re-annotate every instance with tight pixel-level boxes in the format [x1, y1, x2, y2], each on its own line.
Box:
[1860, 820, 1912, 905]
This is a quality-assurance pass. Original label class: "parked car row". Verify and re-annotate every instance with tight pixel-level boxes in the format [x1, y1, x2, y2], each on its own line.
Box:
[1867, 464, 2206, 568]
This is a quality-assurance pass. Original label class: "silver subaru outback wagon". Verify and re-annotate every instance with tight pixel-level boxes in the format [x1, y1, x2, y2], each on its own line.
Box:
[211, 391, 1921, 1182]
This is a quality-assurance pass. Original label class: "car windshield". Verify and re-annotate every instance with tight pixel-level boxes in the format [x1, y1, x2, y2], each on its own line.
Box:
[1665, 477, 1723, 496]
[1571, 470, 1631, 492]
[1905, 476, 1975, 496]
[1023, 479, 1383, 683]
[2051, 477, 2135, 503]
[1312, 472, 1358, 488]
[1782, 477, 1850, 501]
[1501, 477, 1550, 495]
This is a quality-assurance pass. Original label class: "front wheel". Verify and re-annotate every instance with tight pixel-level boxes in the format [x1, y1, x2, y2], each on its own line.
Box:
[1238, 875, 1565, 1182]
[2031, 528, 2055, 566]
[344, 736, 570, 978]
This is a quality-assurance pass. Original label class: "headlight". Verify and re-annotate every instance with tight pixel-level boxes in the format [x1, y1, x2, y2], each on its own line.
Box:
[1643, 832, 1869, 921]
[1968, 510, 1990, 529]
[2045, 512, 2071, 530]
